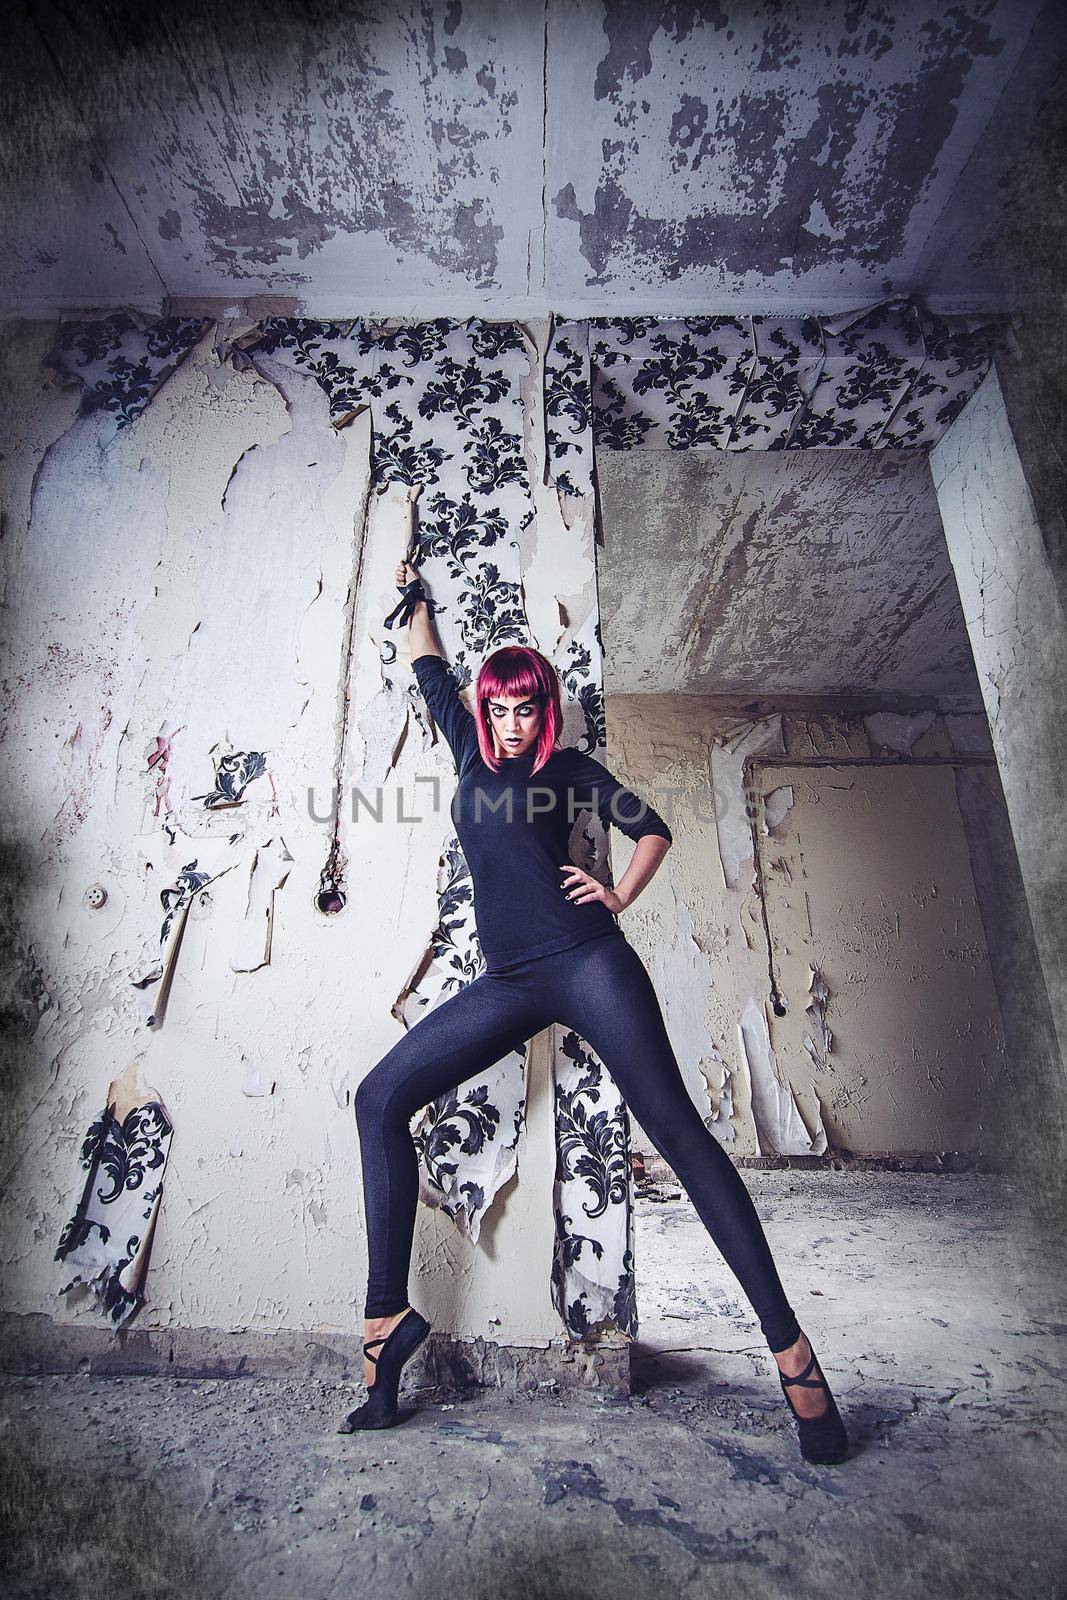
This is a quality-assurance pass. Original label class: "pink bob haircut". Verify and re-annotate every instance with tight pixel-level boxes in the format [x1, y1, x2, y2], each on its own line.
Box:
[474, 645, 564, 776]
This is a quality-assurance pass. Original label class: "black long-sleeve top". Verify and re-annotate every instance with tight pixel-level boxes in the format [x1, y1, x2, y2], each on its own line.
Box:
[412, 653, 672, 972]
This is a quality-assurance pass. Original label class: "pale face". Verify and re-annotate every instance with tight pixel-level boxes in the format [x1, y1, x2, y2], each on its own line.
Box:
[485, 691, 543, 759]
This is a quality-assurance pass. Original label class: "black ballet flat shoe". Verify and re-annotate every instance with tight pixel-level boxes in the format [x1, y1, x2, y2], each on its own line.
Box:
[338, 1309, 432, 1432]
[778, 1342, 849, 1465]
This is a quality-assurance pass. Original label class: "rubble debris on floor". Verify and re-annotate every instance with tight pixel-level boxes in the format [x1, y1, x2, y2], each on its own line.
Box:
[1, 1172, 1063, 1600]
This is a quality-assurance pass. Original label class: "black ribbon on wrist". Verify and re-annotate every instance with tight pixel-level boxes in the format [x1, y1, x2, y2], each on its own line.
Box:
[384, 577, 436, 630]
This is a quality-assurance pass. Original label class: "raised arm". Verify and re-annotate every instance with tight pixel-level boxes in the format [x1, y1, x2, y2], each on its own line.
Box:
[394, 557, 442, 662]
[410, 655, 479, 773]
[392, 559, 479, 773]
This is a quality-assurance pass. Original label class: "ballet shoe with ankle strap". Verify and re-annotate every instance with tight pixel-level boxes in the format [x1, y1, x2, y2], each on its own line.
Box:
[778, 1340, 849, 1465]
[338, 1308, 431, 1432]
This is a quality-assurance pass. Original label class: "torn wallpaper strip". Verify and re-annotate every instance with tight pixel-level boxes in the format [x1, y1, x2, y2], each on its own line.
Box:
[650, 878, 724, 1136]
[711, 717, 785, 891]
[544, 299, 998, 496]
[789, 298, 930, 448]
[248, 316, 638, 1338]
[542, 318, 593, 500]
[805, 967, 833, 1062]
[547, 607, 638, 1337]
[403, 835, 528, 1245]
[738, 999, 827, 1159]
[763, 785, 795, 833]
[44, 311, 211, 443]
[549, 1022, 636, 1338]
[191, 745, 268, 808]
[713, 721, 831, 1156]
[55, 1062, 174, 1327]
[131, 829, 244, 986]
[130, 826, 247, 1029]
[146, 723, 184, 819]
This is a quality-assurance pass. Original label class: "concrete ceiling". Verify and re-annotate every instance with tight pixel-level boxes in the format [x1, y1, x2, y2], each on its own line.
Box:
[595, 448, 982, 708]
[4, 0, 1065, 319]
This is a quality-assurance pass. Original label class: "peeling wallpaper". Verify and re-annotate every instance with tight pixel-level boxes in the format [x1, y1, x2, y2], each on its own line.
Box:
[0, 312, 1052, 1345]
[602, 694, 1012, 1159]
[544, 306, 997, 497]
[0, 317, 573, 1343]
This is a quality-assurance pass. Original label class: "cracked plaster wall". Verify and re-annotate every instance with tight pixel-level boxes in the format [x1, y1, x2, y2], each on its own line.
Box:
[603, 693, 1014, 1158]
[596, 447, 984, 703]
[0, 316, 578, 1345]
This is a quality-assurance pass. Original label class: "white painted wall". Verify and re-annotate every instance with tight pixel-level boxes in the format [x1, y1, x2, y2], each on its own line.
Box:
[0, 319, 582, 1346]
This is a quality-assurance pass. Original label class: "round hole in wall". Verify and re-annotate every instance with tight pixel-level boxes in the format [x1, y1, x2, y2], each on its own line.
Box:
[771, 998, 787, 1017]
[317, 888, 346, 915]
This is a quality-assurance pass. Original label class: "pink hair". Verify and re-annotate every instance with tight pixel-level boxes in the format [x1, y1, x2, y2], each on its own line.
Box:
[475, 645, 564, 775]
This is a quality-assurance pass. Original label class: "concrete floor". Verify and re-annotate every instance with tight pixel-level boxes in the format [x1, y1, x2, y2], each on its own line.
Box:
[2, 1171, 1065, 1600]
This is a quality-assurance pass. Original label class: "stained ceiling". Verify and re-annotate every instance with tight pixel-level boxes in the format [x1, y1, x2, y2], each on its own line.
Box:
[4, 0, 1065, 318]
[595, 447, 983, 707]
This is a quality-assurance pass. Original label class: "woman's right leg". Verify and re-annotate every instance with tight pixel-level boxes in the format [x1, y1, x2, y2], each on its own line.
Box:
[354, 970, 551, 1331]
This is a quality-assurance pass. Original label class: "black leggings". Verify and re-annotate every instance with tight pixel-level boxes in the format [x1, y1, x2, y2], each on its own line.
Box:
[354, 931, 803, 1352]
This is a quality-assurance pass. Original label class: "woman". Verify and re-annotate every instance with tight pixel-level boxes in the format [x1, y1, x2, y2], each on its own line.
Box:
[341, 561, 848, 1466]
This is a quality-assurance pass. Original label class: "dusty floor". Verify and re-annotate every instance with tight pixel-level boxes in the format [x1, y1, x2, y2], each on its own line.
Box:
[2, 1171, 1065, 1600]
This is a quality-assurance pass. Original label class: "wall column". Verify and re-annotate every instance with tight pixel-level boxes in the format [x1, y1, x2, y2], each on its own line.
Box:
[930, 366, 1067, 1219]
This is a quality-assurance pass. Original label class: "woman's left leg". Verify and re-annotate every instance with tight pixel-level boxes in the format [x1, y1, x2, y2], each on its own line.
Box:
[555, 934, 803, 1353]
